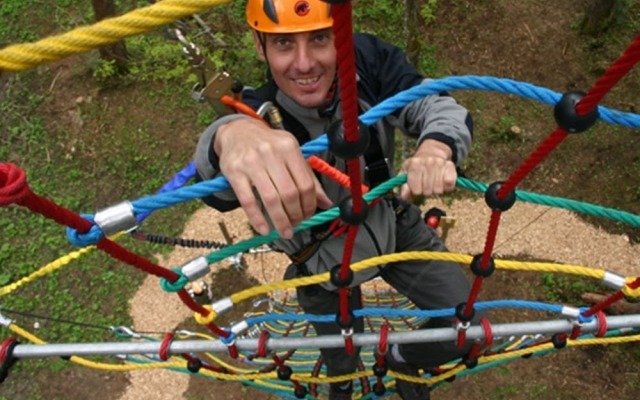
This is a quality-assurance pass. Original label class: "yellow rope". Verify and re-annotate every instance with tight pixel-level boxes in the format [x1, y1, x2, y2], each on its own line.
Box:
[0, 0, 231, 72]
[219, 251, 610, 319]
[623, 277, 640, 298]
[0, 232, 125, 297]
[0, 246, 96, 297]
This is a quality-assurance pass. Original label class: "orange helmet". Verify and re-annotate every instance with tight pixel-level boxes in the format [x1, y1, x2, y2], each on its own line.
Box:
[246, 0, 333, 33]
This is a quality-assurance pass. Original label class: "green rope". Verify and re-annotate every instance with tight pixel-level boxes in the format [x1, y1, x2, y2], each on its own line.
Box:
[457, 177, 640, 227]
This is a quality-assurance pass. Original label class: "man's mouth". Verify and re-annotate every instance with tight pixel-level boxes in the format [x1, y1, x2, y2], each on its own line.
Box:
[295, 76, 320, 85]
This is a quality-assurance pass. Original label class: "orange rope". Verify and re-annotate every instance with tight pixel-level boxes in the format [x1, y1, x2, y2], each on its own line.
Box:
[308, 156, 369, 193]
[220, 95, 263, 121]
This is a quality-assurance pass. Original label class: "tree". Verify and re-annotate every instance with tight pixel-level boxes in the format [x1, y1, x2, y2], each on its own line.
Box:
[91, 0, 129, 72]
[401, 0, 421, 159]
[580, 0, 620, 36]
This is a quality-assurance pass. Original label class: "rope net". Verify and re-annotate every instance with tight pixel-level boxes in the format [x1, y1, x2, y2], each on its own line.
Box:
[1, 1, 640, 399]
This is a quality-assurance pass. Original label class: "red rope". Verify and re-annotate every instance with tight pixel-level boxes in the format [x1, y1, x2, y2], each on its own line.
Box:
[463, 210, 503, 316]
[456, 327, 467, 349]
[338, 226, 358, 326]
[159, 333, 174, 361]
[330, 3, 365, 212]
[0, 164, 30, 206]
[498, 128, 569, 197]
[0, 338, 16, 362]
[377, 324, 389, 359]
[480, 317, 494, 346]
[581, 277, 640, 318]
[595, 311, 608, 338]
[257, 330, 270, 358]
[576, 34, 640, 116]
[569, 324, 581, 340]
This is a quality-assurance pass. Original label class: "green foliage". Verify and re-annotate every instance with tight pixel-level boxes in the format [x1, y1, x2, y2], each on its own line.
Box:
[126, 34, 191, 82]
[539, 273, 601, 304]
[92, 59, 120, 83]
[488, 384, 520, 400]
[353, 0, 405, 44]
[420, 0, 439, 25]
[486, 115, 521, 144]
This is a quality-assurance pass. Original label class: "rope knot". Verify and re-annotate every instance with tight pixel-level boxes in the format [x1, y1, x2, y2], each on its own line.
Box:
[65, 214, 104, 247]
[0, 163, 30, 206]
[160, 268, 189, 293]
[193, 305, 216, 325]
[622, 277, 640, 299]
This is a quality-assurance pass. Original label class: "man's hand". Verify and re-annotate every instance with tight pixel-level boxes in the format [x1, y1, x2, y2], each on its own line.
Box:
[215, 118, 332, 239]
[400, 139, 457, 200]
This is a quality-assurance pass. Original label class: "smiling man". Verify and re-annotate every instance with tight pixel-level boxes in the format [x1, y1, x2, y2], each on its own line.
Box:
[195, 1, 480, 399]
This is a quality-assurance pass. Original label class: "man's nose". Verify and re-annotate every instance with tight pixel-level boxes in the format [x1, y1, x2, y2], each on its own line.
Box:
[294, 44, 314, 72]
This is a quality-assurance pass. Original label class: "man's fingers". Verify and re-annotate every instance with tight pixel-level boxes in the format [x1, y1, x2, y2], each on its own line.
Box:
[443, 162, 457, 191]
[253, 170, 295, 239]
[402, 157, 458, 198]
[230, 176, 271, 236]
[285, 157, 318, 222]
[315, 177, 333, 209]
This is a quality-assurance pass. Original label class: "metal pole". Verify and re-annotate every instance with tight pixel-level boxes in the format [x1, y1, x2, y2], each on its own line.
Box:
[10, 315, 640, 359]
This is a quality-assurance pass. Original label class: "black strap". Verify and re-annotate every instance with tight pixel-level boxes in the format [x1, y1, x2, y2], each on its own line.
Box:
[362, 123, 390, 188]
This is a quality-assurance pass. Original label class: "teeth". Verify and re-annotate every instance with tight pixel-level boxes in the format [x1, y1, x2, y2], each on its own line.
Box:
[296, 77, 319, 85]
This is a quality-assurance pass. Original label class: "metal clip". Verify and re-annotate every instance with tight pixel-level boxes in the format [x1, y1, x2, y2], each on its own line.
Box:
[341, 327, 354, 338]
[0, 311, 13, 327]
[455, 321, 471, 331]
[110, 326, 140, 339]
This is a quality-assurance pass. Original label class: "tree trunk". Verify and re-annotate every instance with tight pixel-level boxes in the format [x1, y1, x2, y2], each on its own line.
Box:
[401, 0, 421, 160]
[91, 0, 129, 72]
[580, 0, 619, 36]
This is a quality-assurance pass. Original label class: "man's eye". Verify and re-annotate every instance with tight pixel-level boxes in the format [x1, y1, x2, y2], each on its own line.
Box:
[274, 38, 291, 47]
[313, 34, 329, 43]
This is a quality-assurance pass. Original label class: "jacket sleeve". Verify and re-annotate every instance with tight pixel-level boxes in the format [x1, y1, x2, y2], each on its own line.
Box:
[395, 86, 474, 165]
[354, 33, 473, 165]
[193, 85, 270, 211]
[194, 114, 251, 211]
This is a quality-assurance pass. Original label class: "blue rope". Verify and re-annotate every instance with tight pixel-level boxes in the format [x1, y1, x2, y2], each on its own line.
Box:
[65, 76, 640, 247]
[129, 76, 640, 217]
[243, 300, 564, 327]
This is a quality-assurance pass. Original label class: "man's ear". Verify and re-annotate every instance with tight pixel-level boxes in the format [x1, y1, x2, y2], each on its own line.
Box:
[252, 30, 266, 61]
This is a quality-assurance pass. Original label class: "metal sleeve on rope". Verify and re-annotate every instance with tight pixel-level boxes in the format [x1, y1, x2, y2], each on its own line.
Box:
[94, 201, 138, 237]
[601, 271, 627, 290]
[180, 256, 210, 281]
[212, 297, 233, 315]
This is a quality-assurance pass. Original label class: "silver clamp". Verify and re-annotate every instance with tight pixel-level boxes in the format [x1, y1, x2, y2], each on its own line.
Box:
[212, 297, 234, 316]
[180, 256, 210, 281]
[231, 320, 250, 336]
[94, 201, 137, 237]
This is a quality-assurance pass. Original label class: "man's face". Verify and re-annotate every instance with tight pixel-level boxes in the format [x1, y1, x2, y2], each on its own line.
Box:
[256, 28, 337, 108]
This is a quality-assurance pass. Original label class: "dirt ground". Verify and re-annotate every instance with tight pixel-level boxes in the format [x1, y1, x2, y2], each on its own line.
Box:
[3, 1, 640, 399]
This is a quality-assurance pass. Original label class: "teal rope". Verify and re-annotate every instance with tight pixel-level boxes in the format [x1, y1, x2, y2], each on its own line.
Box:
[204, 175, 406, 264]
[457, 177, 640, 227]
[203, 174, 639, 267]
